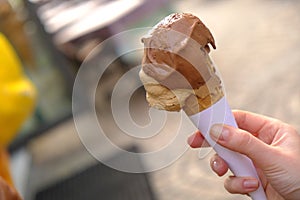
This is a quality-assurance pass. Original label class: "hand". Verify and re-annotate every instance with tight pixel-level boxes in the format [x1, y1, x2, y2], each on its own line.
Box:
[187, 110, 300, 200]
[0, 177, 22, 200]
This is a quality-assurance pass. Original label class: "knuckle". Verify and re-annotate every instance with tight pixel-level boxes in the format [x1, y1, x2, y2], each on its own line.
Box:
[236, 130, 253, 149]
[224, 176, 237, 193]
[224, 177, 232, 192]
[224, 176, 247, 195]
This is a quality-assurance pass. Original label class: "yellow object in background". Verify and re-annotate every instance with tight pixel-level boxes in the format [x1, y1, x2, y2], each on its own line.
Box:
[0, 33, 37, 147]
[0, 33, 36, 199]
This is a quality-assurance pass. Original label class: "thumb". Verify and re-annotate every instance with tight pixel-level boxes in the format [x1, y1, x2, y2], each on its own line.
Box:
[210, 124, 276, 169]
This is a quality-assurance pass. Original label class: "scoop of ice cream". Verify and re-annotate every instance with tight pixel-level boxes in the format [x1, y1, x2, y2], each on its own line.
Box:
[141, 13, 216, 89]
[140, 13, 223, 115]
[140, 68, 223, 115]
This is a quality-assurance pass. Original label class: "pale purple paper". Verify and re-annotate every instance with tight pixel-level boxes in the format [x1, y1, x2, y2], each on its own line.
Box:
[189, 97, 267, 200]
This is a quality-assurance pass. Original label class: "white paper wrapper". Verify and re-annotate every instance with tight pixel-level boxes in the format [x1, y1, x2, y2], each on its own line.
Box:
[189, 97, 267, 200]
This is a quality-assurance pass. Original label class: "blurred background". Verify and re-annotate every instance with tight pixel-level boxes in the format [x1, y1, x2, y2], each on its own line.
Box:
[1, 0, 300, 199]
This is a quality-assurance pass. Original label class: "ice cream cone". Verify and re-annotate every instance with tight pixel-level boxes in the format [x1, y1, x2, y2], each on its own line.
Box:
[139, 13, 267, 200]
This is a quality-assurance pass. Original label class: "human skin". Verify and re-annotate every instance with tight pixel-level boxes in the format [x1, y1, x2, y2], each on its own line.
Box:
[187, 110, 300, 200]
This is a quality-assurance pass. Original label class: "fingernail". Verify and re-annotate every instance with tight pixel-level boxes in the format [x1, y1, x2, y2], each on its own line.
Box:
[212, 160, 219, 170]
[187, 134, 194, 145]
[187, 135, 196, 147]
[210, 124, 229, 141]
[187, 132, 201, 148]
[212, 160, 222, 176]
[243, 179, 259, 189]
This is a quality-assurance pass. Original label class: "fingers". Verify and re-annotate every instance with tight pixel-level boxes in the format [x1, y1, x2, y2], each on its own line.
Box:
[210, 154, 228, 176]
[233, 110, 282, 143]
[210, 155, 260, 194]
[233, 110, 271, 133]
[187, 131, 210, 148]
[224, 176, 259, 194]
[210, 124, 276, 169]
